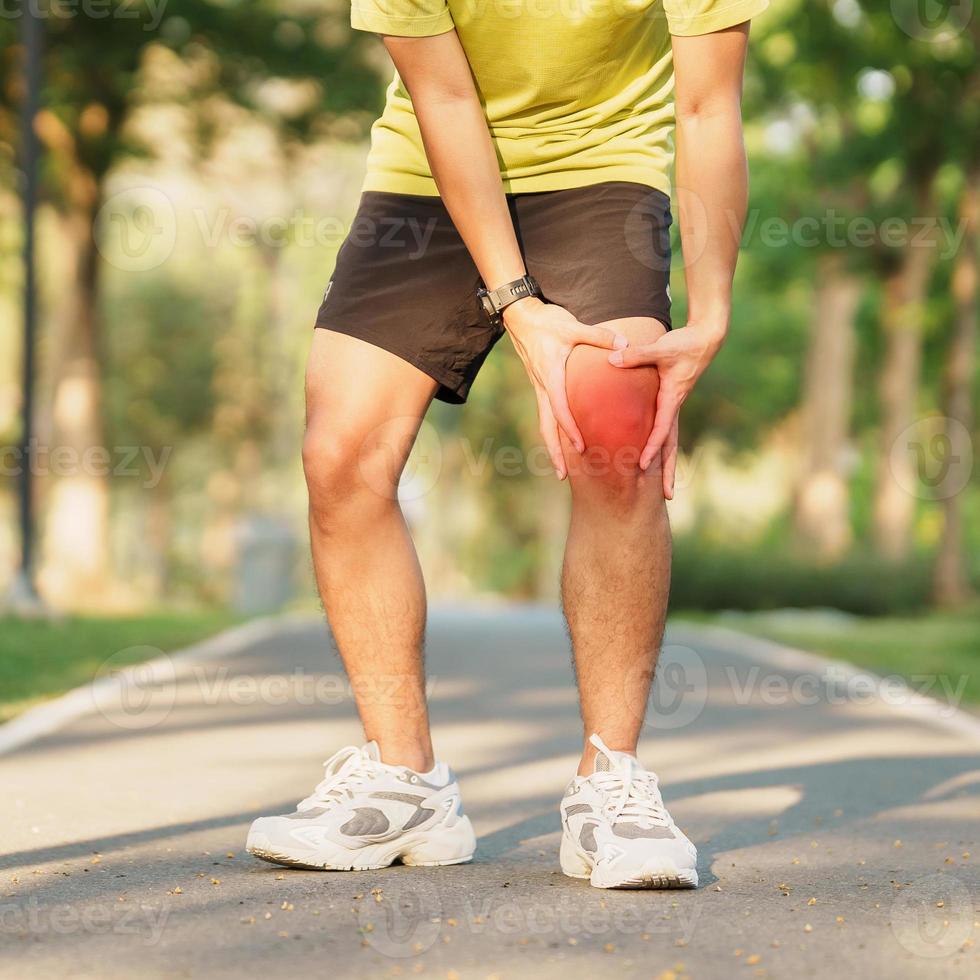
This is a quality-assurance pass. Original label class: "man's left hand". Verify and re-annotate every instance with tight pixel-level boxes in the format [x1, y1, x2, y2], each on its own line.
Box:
[608, 323, 726, 499]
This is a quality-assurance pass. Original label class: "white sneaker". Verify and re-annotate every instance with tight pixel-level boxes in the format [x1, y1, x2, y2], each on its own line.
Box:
[559, 734, 698, 889]
[246, 742, 476, 870]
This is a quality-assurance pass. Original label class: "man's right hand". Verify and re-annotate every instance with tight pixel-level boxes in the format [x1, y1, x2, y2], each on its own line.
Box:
[501, 297, 628, 479]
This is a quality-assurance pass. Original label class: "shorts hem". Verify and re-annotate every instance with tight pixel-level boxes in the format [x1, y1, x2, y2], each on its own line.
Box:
[313, 319, 471, 405]
[576, 307, 673, 329]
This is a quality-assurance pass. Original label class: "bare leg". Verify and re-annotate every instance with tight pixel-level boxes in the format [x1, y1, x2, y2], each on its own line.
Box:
[560, 317, 671, 776]
[304, 330, 439, 771]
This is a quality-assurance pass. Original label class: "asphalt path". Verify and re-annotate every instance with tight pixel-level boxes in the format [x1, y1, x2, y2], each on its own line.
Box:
[1, 606, 977, 978]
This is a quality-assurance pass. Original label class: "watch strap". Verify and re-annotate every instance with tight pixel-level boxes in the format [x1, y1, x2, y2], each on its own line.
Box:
[479, 274, 541, 321]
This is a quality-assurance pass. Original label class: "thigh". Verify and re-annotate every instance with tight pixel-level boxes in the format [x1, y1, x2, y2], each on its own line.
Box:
[305, 329, 439, 492]
[315, 192, 501, 406]
[517, 182, 672, 329]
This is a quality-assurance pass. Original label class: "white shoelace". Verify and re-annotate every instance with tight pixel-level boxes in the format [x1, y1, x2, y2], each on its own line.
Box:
[297, 745, 385, 812]
[592, 765, 671, 827]
[589, 741, 671, 828]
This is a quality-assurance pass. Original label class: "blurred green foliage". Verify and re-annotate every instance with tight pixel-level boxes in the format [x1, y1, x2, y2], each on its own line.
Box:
[671, 539, 936, 615]
[0, 0, 976, 614]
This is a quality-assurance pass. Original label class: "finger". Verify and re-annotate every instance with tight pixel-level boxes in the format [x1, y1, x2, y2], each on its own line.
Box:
[547, 369, 585, 454]
[573, 323, 629, 351]
[640, 390, 680, 471]
[608, 342, 661, 367]
[535, 387, 567, 479]
[662, 414, 679, 499]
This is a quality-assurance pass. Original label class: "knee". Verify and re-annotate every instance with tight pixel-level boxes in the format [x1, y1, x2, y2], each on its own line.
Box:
[302, 427, 357, 528]
[566, 344, 660, 481]
[302, 423, 397, 531]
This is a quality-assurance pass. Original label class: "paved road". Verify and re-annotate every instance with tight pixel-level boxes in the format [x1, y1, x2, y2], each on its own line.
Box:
[1, 607, 977, 979]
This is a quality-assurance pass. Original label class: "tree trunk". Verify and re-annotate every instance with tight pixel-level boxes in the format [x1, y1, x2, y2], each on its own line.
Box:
[40, 192, 110, 606]
[793, 253, 861, 560]
[871, 216, 937, 562]
[933, 175, 978, 606]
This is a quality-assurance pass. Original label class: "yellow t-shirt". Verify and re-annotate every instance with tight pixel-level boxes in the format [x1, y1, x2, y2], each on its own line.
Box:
[351, 0, 768, 196]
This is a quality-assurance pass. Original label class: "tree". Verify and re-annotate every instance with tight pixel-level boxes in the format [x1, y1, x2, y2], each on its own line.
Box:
[0, 0, 385, 603]
[758, 2, 979, 567]
[749, 0, 871, 557]
[932, 171, 978, 606]
[862, 11, 977, 560]
[794, 254, 862, 559]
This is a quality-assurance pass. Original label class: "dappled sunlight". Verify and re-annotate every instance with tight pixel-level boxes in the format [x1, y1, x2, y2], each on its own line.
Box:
[1, 615, 977, 976]
[672, 784, 803, 829]
[432, 719, 558, 774]
[921, 769, 980, 801]
[509, 687, 579, 708]
[871, 794, 980, 824]
[640, 724, 968, 786]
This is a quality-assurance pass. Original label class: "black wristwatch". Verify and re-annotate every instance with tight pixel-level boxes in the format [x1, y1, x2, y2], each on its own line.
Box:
[477, 274, 542, 325]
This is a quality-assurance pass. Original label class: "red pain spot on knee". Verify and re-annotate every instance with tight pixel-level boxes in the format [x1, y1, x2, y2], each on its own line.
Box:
[566, 346, 660, 464]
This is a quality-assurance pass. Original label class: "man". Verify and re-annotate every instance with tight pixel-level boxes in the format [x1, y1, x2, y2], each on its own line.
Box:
[246, 0, 766, 888]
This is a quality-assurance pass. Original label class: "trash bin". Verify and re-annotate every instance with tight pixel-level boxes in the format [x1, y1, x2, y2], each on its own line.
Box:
[233, 514, 297, 614]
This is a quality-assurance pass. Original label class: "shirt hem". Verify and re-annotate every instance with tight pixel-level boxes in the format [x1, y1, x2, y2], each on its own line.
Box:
[361, 168, 673, 199]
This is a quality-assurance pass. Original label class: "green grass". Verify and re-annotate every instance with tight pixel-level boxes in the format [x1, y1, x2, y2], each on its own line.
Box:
[685, 607, 980, 707]
[0, 610, 240, 723]
[670, 541, 941, 615]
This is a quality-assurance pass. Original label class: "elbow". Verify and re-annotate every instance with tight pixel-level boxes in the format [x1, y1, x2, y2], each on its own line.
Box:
[674, 92, 742, 124]
[422, 84, 478, 107]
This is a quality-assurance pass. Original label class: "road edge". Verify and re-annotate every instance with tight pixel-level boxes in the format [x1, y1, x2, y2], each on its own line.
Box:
[0, 611, 322, 758]
[3, 610, 977, 757]
[672, 620, 980, 744]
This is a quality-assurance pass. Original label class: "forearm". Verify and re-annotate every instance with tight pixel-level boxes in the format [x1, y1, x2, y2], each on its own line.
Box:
[414, 94, 526, 290]
[385, 34, 526, 292]
[674, 105, 747, 340]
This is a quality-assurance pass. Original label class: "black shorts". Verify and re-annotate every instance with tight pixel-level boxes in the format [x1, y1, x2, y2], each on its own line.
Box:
[315, 181, 672, 404]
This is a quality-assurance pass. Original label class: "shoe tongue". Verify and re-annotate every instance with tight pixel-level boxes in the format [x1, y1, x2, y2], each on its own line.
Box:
[363, 741, 382, 762]
[590, 736, 637, 775]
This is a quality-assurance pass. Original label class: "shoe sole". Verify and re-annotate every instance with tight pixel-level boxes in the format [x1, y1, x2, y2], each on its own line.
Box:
[560, 832, 698, 889]
[247, 839, 474, 871]
[591, 868, 699, 889]
[246, 816, 476, 871]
